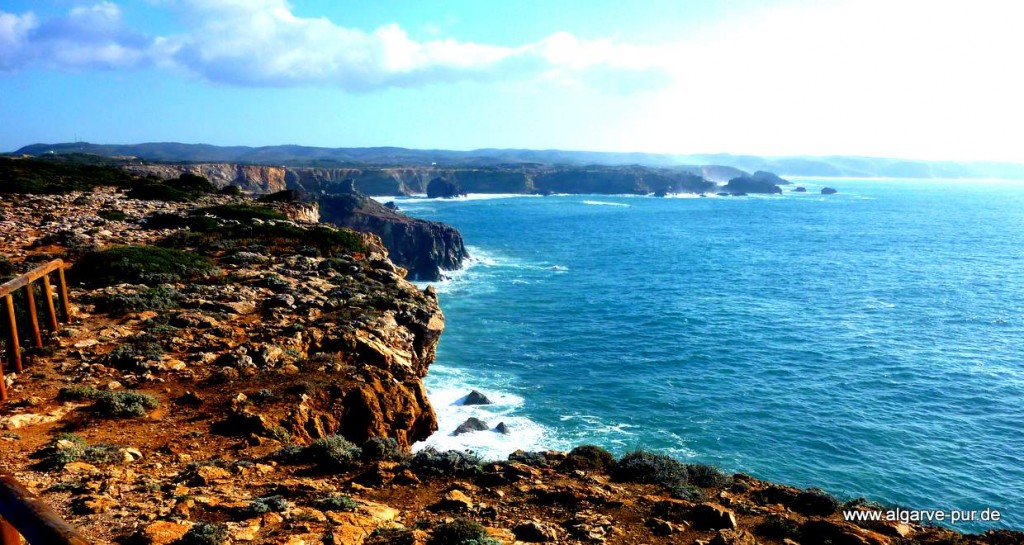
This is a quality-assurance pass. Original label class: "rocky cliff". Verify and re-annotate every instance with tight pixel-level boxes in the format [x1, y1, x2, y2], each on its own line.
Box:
[318, 190, 467, 281]
[126, 163, 723, 197]
[127, 163, 289, 194]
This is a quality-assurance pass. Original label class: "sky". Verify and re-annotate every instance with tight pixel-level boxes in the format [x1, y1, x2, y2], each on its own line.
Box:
[1, 0, 1023, 162]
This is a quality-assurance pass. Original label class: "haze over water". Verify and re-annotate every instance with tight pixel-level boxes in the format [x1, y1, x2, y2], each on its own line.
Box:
[405, 180, 1024, 532]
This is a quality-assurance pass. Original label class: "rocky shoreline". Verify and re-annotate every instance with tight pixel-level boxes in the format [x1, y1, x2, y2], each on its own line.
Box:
[0, 174, 1018, 544]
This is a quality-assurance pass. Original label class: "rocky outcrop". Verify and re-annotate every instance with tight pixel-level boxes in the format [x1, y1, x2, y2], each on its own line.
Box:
[319, 191, 467, 281]
[722, 175, 783, 195]
[426, 177, 465, 198]
[822, 187, 838, 195]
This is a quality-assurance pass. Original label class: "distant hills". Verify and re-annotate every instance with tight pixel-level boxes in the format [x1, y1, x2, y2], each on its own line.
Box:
[12, 142, 1024, 179]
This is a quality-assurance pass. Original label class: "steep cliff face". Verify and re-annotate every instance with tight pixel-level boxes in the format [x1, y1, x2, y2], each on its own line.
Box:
[126, 163, 288, 193]
[319, 192, 467, 281]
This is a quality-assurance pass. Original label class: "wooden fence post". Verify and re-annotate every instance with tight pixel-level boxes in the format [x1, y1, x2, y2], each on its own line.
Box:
[57, 268, 71, 323]
[3, 295, 20, 374]
[41, 276, 59, 332]
[24, 284, 42, 349]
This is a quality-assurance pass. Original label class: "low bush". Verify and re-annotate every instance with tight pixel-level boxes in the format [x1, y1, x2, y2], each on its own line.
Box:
[362, 437, 407, 463]
[269, 435, 362, 471]
[105, 334, 164, 369]
[560, 445, 615, 473]
[755, 514, 799, 539]
[219, 185, 242, 196]
[92, 391, 159, 418]
[242, 496, 290, 518]
[0, 156, 134, 195]
[166, 173, 216, 194]
[667, 483, 708, 502]
[178, 522, 227, 545]
[196, 204, 288, 222]
[792, 488, 841, 516]
[96, 208, 129, 221]
[411, 448, 483, 477]
[143, 212, 221, 232]
[91, 286, 181, 315]
[257, 189, 302, 203]
[35, 433, 121, 469]
[317, 495, 358, 512]
[73, 245, 218, 287]
[686, 463, 732, 488]
[57, 385, 101, 401]
[506, 450, 552, 468]
[126, 182, 191, 202]
[611, 449, 690, 487]
[365, 527, 415, 545]
[306, 435, 363, 470]
[428, 518, 499, 545]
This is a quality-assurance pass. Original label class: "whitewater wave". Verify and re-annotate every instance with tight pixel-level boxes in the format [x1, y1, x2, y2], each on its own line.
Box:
[582, 200, 630, 207]
[414, 365, 563, 460]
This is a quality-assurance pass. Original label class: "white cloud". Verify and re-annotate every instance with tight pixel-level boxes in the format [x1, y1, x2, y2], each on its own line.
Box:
[0, 2, 148, 71]
[0, 1, 670, 92]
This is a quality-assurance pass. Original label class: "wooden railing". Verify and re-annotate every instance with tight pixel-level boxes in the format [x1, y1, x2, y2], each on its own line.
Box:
[0, 261, 89, 542]
[0, 473, 90, 544]
[0, 259, 72, 402]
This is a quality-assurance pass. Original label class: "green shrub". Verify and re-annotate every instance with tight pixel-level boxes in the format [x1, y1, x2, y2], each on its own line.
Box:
[0, 156, 133, 194]
[257, 189, 301, 203]
[755, 514, 799, 539]
[611, 449, 689, 487]
[269, 435, 362, 470]
[57, 385, 101, 401]
[686, 463, 732, 488]
[92, 286, 181, 315]
[178, 522, 227, 545]
[196, 204, 288, 222]
[306, 435, 363, 470]
[264, 426, 292, 443]
[411, 448, 482, 477]
[365, 527, 415, 545]
[362, 437, 407, 462]
[73, 245, 218, 287]
[126, 182, 191, 202]
[507, 451, 551, 468]
[96, 208, 129, 221]
[317, 494, 358, 512]
[242, 495, 290, 518]
[427, 518, 499, 545]
[219, 185, 242, 196]
[105, 335, 164, 369]
[143, 212, 221, 232]
[35, 433, 120, 469]
[92, 391, 159, 418]
[166, 173, 216, 194]
[666, 483, 708, 502]
[792, 488, 841, 516]
[560, 445, 615, 473]
[0, 255, 16, 280]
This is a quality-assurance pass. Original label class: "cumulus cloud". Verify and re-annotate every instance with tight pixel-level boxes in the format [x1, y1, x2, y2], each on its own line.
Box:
[0, 0, 671, 92]
[0, 2, 148, 71]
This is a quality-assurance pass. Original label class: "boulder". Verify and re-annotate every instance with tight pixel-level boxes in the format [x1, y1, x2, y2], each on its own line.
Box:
[794, 186, 807, 192]
[461, 389, 493, 405]
[454, 417, 489, 435]
[821, 187, 838, 195]
[427, 177, 465, 199]
[493, 422, 511, 434]
[513, 520, 559, 542]
[689, 503, 738, 531]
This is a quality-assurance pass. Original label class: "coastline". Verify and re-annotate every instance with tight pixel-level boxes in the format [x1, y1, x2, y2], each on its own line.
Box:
[0, 182, 1019, 543]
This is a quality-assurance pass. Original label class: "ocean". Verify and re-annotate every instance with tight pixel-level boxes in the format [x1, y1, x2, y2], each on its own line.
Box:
[390, 179, 1024, 531]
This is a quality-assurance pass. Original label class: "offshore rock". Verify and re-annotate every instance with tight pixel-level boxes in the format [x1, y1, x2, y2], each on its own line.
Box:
[722, 175, 782, 195]
[822, 187, 838, 195]
[426, 177, 465, 198]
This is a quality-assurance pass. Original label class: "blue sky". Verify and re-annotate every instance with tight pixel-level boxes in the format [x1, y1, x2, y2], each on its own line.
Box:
[2, 1, 1023, 162]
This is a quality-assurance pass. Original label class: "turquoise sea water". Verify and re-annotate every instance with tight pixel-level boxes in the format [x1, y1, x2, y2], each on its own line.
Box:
[395, 179, 1024, 531]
